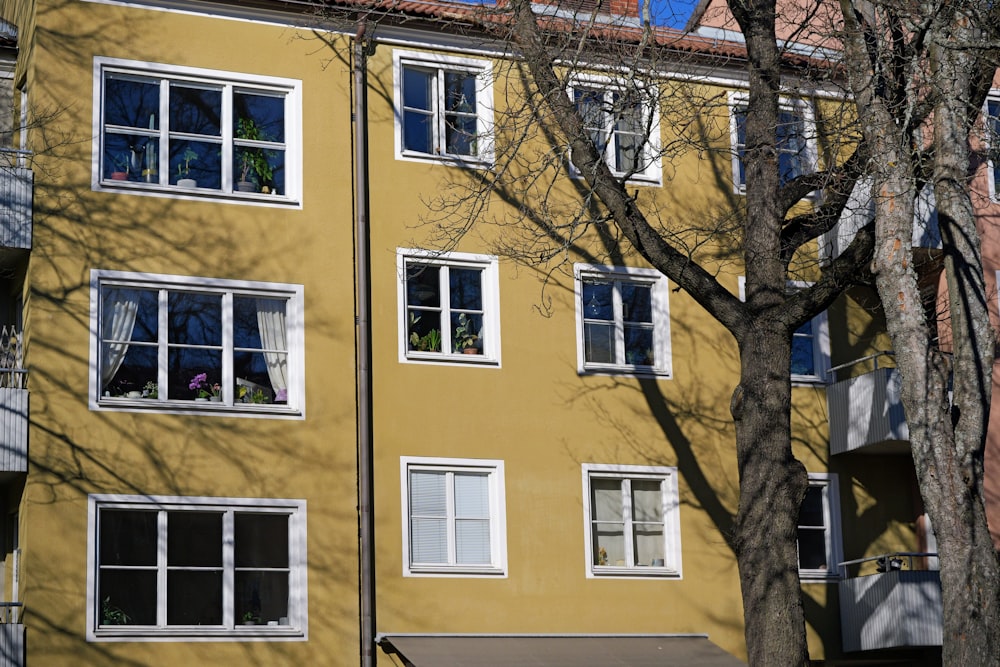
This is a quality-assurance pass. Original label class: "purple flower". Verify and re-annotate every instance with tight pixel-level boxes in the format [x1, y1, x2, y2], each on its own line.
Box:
[188, 372, 208, 391]
[275, 389, 287, 402]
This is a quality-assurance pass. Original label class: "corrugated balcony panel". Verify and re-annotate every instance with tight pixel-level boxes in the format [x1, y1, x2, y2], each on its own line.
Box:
[0, 388, 26, 473]
[0, 166, 31, 250]
[827, 367, 909, 455]
[839, 570, 942, 653]
[0, 623, 24, 667]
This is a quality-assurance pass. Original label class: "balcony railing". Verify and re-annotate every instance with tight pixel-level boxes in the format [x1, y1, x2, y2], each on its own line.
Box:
[0, 150, 32, 251]
[838, 553, 941, 653]
[0, 325, 26, 473]
[0, 603, 23, 667]
[827, 353, 909, 455]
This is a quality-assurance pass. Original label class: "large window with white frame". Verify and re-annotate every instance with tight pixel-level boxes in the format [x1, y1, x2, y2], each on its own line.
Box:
[798, 473, 843, 580]
[575, 264, 671, 376]
[729, 92, 815, 194]
[400, 457, 507, 577]
[738, 277, 829, 383]
[94, 57, 301, 202]
[90, 270, 304, 417]
[393, 50, 494, 165]
[985, 97, 1000, 201]
[86, 494, 307, 641]
[583, 463, 681, 578]
[398, 249, 501, 364]
[569, 77, 661, 184]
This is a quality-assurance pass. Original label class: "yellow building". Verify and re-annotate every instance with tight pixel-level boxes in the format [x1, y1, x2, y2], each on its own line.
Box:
[0, 0, 946, 665]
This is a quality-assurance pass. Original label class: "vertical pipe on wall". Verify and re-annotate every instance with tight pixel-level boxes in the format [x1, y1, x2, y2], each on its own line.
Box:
[352, 21, 376, 667]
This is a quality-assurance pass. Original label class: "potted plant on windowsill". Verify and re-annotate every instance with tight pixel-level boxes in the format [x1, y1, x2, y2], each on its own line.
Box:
[176, 147, 198, 188]
[454, 313, 481, 354]
[236, 117, 274, 193]
[242, 611, 259, 626]
[408, 312, 442, 352]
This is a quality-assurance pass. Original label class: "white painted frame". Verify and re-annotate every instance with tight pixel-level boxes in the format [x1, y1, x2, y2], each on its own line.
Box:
[89, 269, 306, 419]
[86, 494, 308, 642]
[396, 248, 502, 367]
[392, 49, 495, 166]
[799, 473, 844, 581]
[985, 97, 1000, 203]
[92, 57, 303, 207]
[400, 456, 508, 578]
[574, 264, 672, 377]
[582, 463, 682, 579]
[566, 73, 663, 185]
[727, 91, 818, 196]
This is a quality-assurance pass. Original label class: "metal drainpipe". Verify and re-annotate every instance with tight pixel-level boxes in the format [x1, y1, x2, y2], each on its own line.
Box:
[352, 21, 376, 667]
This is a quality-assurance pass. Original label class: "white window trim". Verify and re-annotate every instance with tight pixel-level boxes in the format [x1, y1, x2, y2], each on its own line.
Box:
[799, 473, 843, 581]
[92, 57, 303, 207]
[984, 96, 1000, 203]
[737, 277, 829, 385]
[582, 463, 682, 579]
[86, 494, 308, 642]
[728, 91, 818, 196]
[574, 264, 672, 377]
[396, 248, 502, 367]
[400, 456, 508, 578]
[392, 49, 495, 166]
[88, 269, 306, 419]
[567, 74, 662, 185]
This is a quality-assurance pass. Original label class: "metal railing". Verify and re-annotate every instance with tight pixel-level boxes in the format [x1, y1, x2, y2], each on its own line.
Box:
[0, 603, 21, 624]
[0, 326, 23, 389]
[838, 552, 938, 578]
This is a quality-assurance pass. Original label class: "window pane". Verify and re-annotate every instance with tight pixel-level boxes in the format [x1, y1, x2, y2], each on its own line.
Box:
[791, 325, 816, 376]
[235, 571, 289, 624]
[449, 268, 483, 310]
[593, 524, 624, 566]
[583, 281, 613, 321]
[411, 518, 447, 563]
[100, 510, 157, 566]
[584, 322, 615, 364]
[168, 347, 223, 400]
[234, 91, 285, 144]
[100, 569, 156, 626]
[105, 75, 159, 130]
[103, 133, 156, 182]
[169, 139, 221, 189]
[169, 84, 221, 136]
[797, 528, 827, 570]
[634, 524, 665, 566]
[455, 519, 491, 564]
[168, 292, 222, 346]
[624, 326, 654, 365]
[167, 511, 222, 567]
[631, 480, 663, 522]
[407, 265, 440, 307]
[235, 513, 289, 568]
[402, 68, 433, 154]
[591, 479, 623, 522]
[621, 283, 652, 322]
[410, 471, 446, 515]
[167, 570, 222, 625]
[454, 473, 489, 518]
[798, 486, 825, 527]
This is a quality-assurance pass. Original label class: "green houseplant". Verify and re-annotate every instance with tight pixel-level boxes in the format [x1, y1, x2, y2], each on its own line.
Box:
[236, 117, 274, 192]
[453, 313, 480, 354]
[176, 147, 198, 188]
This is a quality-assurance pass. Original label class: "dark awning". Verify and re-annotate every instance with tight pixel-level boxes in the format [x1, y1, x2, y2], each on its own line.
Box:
[376, 633, 746, 666]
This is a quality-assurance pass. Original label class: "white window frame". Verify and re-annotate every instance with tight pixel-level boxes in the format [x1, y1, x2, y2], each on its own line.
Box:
[397, 248, 501, 366]
[400, 457, 507, 577]
[798, 473, 843, 581]
[574, 264, 672, 377]
[567, 75, 662, 185]
[89, 269, 305, 419]
[728, 91, 817, 196]
[582, 463, 682, 579]
[86, 494, 308, 642]
[92, 57, 303, 206]
[737, 277, 829, 384]
[392, 49, 494, 166]
[984, 96, 1000, 202]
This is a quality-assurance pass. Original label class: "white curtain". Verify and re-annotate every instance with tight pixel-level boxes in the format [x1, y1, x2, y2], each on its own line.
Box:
[256, 299, 287, 398]
[101, 288, 139, 388]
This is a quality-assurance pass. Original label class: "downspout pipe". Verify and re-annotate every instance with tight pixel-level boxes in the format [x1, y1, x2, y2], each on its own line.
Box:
[353, 20, 376, 667]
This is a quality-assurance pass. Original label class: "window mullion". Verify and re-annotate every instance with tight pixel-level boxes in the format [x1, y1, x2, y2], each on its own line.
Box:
[222, 291, 234, 404]
[157, 80, 169, 186]
[222, 84, 234, 191]
[223, 510, 235, 627]
[622, 479, 635, 566]
[445, 471, 457, 565]
[612, 281, 625, 365]
[158, 289, 169, 396]
[433, 71, 444, 154]
[439, 266, 452, 354]
[156, 509, 168, 627]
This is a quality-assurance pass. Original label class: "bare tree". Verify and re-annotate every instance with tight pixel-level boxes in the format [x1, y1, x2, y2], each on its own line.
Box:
[837, 0, 1000, 662]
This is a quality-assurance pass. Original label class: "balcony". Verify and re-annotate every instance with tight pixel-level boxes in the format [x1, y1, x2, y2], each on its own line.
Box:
[827, 354, 909, 456]
[0, 603, 24, 667]
[0, 150, 31, 253]
[838, 554, 941, 653]
[0, 326, 25, 474]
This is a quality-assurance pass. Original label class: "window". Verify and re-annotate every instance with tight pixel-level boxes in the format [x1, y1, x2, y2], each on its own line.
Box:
[94, 57, 301, 202]
[570, 79, 661, 183]
[583, 464, 681, 578]
[393, 50, 494, 164]
[729, 92, 814, 194]
[400, 457, 507, 577]
[86, 494, 307, 641]
[985, 98, 1000, 201]
[737, 277, 829, 383]
[89, 270, 304, 417]
[398, 249, 501, 364]
[575, 264, 671, 376]
[798, 473, 843, 580]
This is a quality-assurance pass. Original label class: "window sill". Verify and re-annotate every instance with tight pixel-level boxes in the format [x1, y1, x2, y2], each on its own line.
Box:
[94, 397, 302, 419]
[579, 365, 671, 379]
[96, 180, 299, 207]
[799, 571, 840, 582]
[404, 352, 499, 366]
[405, 565, 506, 577]
[91, 625, 305, 642]
[396, 151, 492, 169]
[589, 566, 680, 579]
